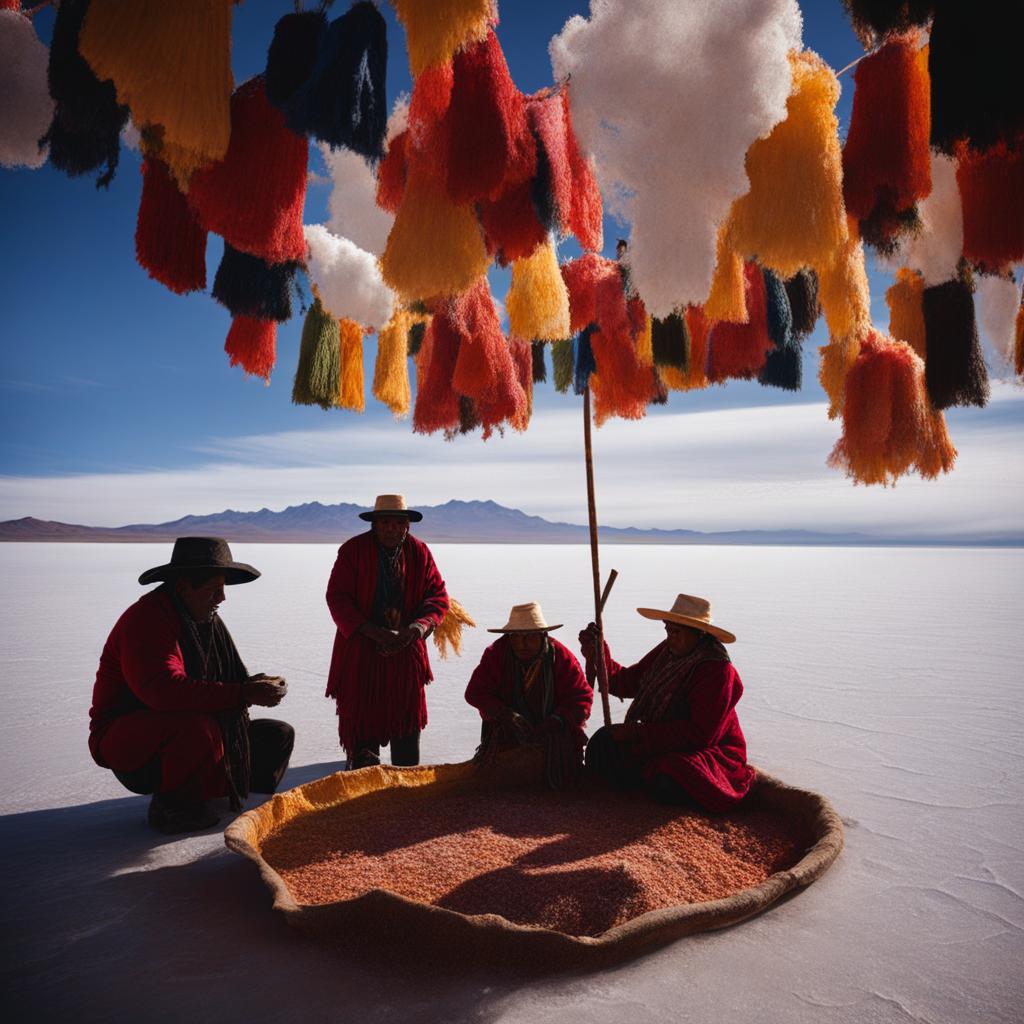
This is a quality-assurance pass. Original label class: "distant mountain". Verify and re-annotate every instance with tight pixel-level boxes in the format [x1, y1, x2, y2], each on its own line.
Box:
[1, 500, 1021, 546]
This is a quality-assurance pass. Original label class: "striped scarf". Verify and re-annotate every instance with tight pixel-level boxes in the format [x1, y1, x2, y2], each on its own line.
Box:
[625, 634, 731, 724]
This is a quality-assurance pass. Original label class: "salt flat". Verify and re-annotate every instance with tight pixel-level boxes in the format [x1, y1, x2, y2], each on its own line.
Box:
[2, 542, 1022, 1023]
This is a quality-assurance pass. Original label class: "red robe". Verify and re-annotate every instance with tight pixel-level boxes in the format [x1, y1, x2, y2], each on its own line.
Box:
[465, 635, 593, 746]
[325, 530, 449, 752]
[605, 640, 755, 812]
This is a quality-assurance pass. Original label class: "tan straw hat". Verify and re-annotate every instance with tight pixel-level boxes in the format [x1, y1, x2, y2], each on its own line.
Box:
[637, 593, 736, 644]
[359, 494, 423, 522]
[488, 601, 563, 634]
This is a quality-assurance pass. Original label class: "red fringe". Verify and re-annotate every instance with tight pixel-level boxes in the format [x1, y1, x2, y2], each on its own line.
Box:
[508, 336, 533, 430]
[707, 264, 773, 382]
[561, 253, 616, 333]
[477, 176, 547, 264]
[957, 140, 1024, 270]
[686, 305, 710, 380]
[188, 77, 308, 264]
[136, 156, 207, 294]
[562, 89, 603, 251]
[527, 91, 573, 238]
[409, 62, 453, 143]
[413, 306, 462, 434]
[225, 316, 276, 380]
[589, 272, 651, 423]
[376, 128, 408, 213]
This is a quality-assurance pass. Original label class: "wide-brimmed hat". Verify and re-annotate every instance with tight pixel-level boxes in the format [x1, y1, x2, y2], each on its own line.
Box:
[359, 494, 423, 522]
[487, 602, 562, 634]
[138, 537, 260, 586]
[637, 593, 736, 644]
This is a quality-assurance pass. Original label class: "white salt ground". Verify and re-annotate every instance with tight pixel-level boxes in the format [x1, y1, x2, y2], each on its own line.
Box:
[2, 542, 1022, 1023]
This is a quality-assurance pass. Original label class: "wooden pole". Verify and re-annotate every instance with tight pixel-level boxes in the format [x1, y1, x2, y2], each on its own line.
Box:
[583, 386, 613, 727]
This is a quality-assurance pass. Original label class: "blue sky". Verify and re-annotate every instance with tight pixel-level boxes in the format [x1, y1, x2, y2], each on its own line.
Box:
[1, 1, 1021, 536]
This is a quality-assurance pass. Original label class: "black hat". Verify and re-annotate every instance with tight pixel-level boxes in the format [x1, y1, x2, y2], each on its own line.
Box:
[138, 537, 261, 586]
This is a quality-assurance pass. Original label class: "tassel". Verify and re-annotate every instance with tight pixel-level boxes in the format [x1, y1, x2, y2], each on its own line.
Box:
[531, 341, 547, 384]
[561, 253, 613, 334]
[292, 298, 341, 409]
[409, 62, 454, 144]
[552, 338, 574, 393]
[818, 221, 873, 341]
[413, 311, 462, 435]
[188, 77, 308, 265]
[79, 0, 233, 188]
[707, 264, 773, 383]
[445, 30, 534, 203]
[265, 10, 326, 114]
[304, 224, 394, 330]
[41, 0, 128, 188]
[452, 395, 481, 436]
[840, 1, 933, 48]
[135, 155, 207, 295]
[506, 239, 571, 342]
[478, 176, 548, 264]
[759, 269, 801, 391]
[728, 51, 847, 279]
[922, 277, 990, 409]
[561, 88, 603, 252]
[337, 317, 365, 412]
[509, 337, 534, 431]
[0, 7, 54, 169]
[661, 307, 709, 391]
[651, 313, 688, 370]
[407, 318, 427, 356]
[527, 92, 572, 236]
[372, 309, 413, 417]
[391, 0, 492, 77]
[573, 327, 597, 396]
[704, 227, 748, 324]
[225, 316, 276, 380]
[376, 128, 408, 213]
[783, 270, 820, 340]
[287, 2, 387, 161]
[842, 34, 931, 253]
[886, 268, 927, 360]
[818, 336, 862, 420]
[588, 274, 652, 423]
[212, 244, 297, 322]
[433, 597, 476, 659]
[957, 141, 1024, 271]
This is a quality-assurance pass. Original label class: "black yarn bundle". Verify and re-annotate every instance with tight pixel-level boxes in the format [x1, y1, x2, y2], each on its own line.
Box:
[759, 268, 801, 391]
[840, 1, 933, 47]
[573, 326, 597, 395]
[784, 269, 820, 339]
[407, 320, 426, 356]
[922, 277, 990, 409]
[531, 341, 547, 383]
[41, 0, 129, 188]
[287, 1, 388, 160]
[212, 244, 299, 322]
[265, 10, 328, 115]
[651, 312, 689, 370]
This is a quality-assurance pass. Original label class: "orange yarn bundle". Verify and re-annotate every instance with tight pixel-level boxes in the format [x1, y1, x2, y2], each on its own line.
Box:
[707, 264, 773, 382]
[886, 268, 926, 359]
[956, 141, 1024, 270]
[413, 307, 462, 435]
[373, 310, 415, 418]
[663, 307, 710, 391]
[376, 129, 408, 214]
[391, 0, 493, 77]
[338, 319, 365, 412]
[506, 239, 571, 341]
[704, 227, 748, 324]
[818, 336, 862, 420]
[225, 316, 276, 381]
[818, 220, 872, 341]
[409, 63, 454, 143]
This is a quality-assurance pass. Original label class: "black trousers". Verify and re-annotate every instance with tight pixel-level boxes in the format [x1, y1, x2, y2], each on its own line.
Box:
[584, 725, 691, 805]
[114, 718, 295, 797]
[350, 731, 420, 769]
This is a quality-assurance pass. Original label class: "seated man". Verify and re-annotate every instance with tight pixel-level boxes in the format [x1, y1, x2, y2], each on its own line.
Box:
[580, 593, 754, 812]
[88, 538, 294, 834]
[465, 602, 592, 787]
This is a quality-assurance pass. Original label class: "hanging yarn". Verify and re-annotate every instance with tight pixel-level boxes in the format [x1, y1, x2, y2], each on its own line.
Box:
[445, 30, 535, 204]
[453, 396, 481, 437]
[842, 33, 931, 254]
[707, 263, 773, 383]
[561, 253, 613, 333]
[287, 2, 387, 161]
[188, 77, 308, 265]
[956, 141, 1024, 271]
[651, 313, 689, 370]
[828, 331, 956, 486]
[1016, 300, 1024, 378]
[509, 337, 534, 431]
[976, 273, 1022, 371]
[531, 341, 547, 384]
[41, 0, 129, 188]
[573, 327, 597, 396]
[663, 306, 710, 391]
[840, 1, 933, 48]
[135, 155, 207, 295]
[817, 220, 872, 341]
[0, 7, 54, 169]
[526, 92, 570, 230]
[886, 268, 927, 360]
[212, 244, 298, 323]
[376, 129, 408, 214]
[588, 273, 652, 423]
[372, 309, 414, 417]
[506, 239, 571, 341]
[407, 319, 427, 356]
[338, 318, 365, 412]
[413, 310, 462, 435]
[433, 597, 477, 659]
[727, 51, 847, 279]
[225, 316, 276, 381]
[409, 62, 454, 145]
[478, 177, 548, 264]
[559, 89, 603, 252]
[818, 336, 861, 419]
[391, 0, 493, 77]
[929, 1, 1024, 154]
[304, 224, 394, 330]
[759, 268, 801, 391]
[704, 228, 748, 325]
[784, 269, 820, 339]
[79, 0, 233, 188]
[292, 298, 341, 409]
[922, 277, 990, 409]
[552, 338, 574, 393]
[265, 10, 326, 114]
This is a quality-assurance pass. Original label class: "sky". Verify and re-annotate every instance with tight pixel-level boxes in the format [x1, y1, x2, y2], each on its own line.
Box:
[1, 1, 1021, 538]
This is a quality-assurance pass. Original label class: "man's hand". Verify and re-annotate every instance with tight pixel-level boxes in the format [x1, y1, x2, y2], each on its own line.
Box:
[395, 624, 423, 650]
[498, 706, 531, 743]
[578, 622, 600, 661]
[245, 674, 287, 707]
[359, 622, 402, 655]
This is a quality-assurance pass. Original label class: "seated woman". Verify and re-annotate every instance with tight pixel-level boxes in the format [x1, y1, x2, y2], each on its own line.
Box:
[579, 593, 754, 812]
[465, 602, 593, 787]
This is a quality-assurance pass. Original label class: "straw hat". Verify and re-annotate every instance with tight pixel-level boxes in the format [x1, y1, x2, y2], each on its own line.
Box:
[358, 494, 423, 522]
[637, 593, 736, 644]
[138, 537, 260, 586]
[487, 602, 562, 634]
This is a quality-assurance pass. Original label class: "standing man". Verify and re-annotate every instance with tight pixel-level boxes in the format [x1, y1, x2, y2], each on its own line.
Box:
[325, 495, 449, 769]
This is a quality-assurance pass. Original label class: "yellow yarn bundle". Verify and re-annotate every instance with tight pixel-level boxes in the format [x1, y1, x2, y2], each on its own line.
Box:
[703, 227, 748, 324]
[391, 0, 493, 75]
[433, 597, 477, 659]
[373, 309, 423, 418]
[338, 318, 365, 412]
[506, 239, 571, 341]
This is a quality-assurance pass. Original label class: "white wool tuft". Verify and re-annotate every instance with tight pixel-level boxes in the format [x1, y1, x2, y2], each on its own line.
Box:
[304, 224, 395, 330]
[550, 0, 802, 317]
[387, 93, 409, 141]
[0, 10, 55, 170]
[976, 273, 1021, 373]
[321, 143, 394, 256]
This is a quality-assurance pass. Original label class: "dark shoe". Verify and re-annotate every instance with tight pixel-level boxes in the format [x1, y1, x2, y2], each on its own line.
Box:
[350, 748, 381, 770]
[147, 795, 220, 834]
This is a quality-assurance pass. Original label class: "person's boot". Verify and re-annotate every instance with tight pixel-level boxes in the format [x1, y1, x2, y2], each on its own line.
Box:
[147, 783, 219, 834]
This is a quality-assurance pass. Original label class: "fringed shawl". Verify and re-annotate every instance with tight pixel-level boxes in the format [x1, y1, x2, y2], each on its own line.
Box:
[625, 635, 731, 725]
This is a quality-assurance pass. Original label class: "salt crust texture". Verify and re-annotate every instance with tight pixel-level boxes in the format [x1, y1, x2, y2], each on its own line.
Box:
[0, 10, 54, 169]
[550, 0, 802, 318]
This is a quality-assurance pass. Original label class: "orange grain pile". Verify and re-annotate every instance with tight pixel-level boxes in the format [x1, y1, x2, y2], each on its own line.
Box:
[261, 783, 806, 937]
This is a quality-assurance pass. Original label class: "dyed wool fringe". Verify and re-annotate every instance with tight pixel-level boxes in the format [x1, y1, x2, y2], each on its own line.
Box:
[225, 316, 276, 380]
[886, 268, 927, 359]
[287, 2, 387, 161]
[506, 240, 571, 342]
[526, 92, 572, 234]
[336, 318, 365, 412]
[433, 597, 476, 660]
[391, 0, 492, 77]
[842, 33, 931, 253]
[573, 327, 597, 396]
[588, 274, 652, 423]
[818, 336, 862, 419]
[704, 229, 748, 325]
[663, 307, 710, 391]
[552, 338, 574, 393]
[758, 269, 801, 391]
[828, 331, 957, 485]
[784, 269, 820, 339]
[559, 88, 603, 252]
[651, 313, 688, 370]
[292, 299, 340, 409]
[135, 155, 207, 294]
[922, 278, 990, 409]
[508, 337, 534, 431]
[413, 311, 463, 435]
[265, 10, 326, 114]
[818, 222, 873, 340]
[41, 0, 128, 188]
[212, 244, 297, 322]
[478, 177, 547, 264]
[188, 77, 308, 265]
[408, 63, 453, 146]
[373, 310, 413, 418]
[531, 341, 547, 383]
[407, 319, 427, 356]
[0, 7, 54, 169]
[79, 0, 233, 187]
[956, 141, 1024, 271]
[840, 0, 933, 47]
[376, 128, 408, 213]
[707, 264, 773, 383]
[561, 253, 613, 333]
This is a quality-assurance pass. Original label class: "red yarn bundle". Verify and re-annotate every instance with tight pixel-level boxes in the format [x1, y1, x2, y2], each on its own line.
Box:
[707, 264, 773, 382]
[527, 91, 573, 238]
[589, 271, 652, 423]
[409, 62, 453, 144]
[562, 90, 603, 252]
[477, 176, 547, 263]
[957, 141, 1024, 270]
[508, 336, 533, 431]
[135, 155, 207, 295]
[413, 306, 462, 435]
[224, 315, 276, 381]
[188, 77, 307, 264]
[561, 253, 616, 332]
[376, 129, 408, 213]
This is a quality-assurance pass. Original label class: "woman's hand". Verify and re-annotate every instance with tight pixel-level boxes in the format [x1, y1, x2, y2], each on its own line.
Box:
[245, 675, 287, 707]
[578, 622, 600, 660]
